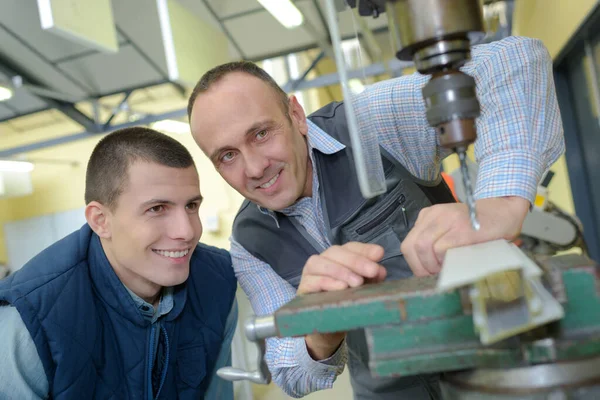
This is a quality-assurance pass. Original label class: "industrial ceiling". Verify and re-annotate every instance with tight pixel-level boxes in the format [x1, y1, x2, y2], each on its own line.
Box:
[0, 0, 513, 156]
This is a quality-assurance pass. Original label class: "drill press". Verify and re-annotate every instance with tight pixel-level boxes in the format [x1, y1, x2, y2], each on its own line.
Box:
[349, 0, 484, 230]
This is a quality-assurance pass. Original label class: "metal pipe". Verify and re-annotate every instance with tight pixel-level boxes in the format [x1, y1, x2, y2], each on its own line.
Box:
[0, 108, 187, 158]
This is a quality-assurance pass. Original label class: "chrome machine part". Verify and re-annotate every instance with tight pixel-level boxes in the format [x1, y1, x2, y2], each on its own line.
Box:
[440, 355, 600, 399]
[387, 0, 485, 67]
[387, 0, 485, 230]
[217, 315, 278, 385]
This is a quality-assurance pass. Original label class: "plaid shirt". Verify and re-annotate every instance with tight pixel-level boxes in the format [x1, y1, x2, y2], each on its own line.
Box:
[230, 36, 564, 397]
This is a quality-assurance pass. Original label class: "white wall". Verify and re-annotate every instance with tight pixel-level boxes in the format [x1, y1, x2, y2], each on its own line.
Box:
[4, 207, 86, 273]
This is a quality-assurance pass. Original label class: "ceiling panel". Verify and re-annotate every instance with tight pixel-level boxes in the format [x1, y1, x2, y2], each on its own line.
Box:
[206, 0, 263, 18]
[0, 104, 17, 121]
[225, 11, 315, 60]
[58, 44, 164, 96]
[177, 0, 223, 30]
[5, 89, 49, 114]
[0, 26, 91, 98]
[0, 0, 107, 63]
[0, 0, 397, 129]
[111, 0, 169, 79]
[296, 1, 328, 37]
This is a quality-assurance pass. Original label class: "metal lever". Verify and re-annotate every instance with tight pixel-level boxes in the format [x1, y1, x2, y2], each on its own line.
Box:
[217, 315, 278, 384]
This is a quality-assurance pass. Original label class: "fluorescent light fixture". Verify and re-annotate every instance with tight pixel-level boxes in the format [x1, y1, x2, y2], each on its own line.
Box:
[0, 160, 34, 173]
[151, 119, 190, 134]
[0, 85, 13, 101]
[257, 0, 304, 29]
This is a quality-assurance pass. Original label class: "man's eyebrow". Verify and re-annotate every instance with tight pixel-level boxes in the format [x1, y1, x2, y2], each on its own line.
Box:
[140, 199, 176, 209]
[139, 195, 203, 209]
[209, 120, 273, 162]
[188, 195, 203, 204]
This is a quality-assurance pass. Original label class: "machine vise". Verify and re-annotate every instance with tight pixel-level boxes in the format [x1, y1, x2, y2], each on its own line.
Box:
[220, 248, 600, 398]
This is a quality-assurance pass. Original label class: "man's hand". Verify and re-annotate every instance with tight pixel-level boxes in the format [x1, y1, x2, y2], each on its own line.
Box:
[297, 242, 387, 360]
[297, 242, 387, 295]
[400, 196, 529, 277]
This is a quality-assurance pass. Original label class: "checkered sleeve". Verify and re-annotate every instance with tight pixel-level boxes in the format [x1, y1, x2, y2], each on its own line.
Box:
[364, 36, 564, 204]
[230, 239, 347, 398]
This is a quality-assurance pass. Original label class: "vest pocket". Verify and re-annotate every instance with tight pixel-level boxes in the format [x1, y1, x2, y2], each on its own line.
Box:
[340, 182, 416, 281]
[341, 181, 412, 244]
[177, 345, 207, 388]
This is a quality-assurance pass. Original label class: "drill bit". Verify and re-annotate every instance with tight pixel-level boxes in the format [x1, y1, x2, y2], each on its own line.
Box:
[458, 149, 480, 231]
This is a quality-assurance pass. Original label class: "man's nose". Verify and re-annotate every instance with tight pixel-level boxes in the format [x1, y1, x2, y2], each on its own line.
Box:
[169, 210, 197, 241]
[244, 151, 268, 180]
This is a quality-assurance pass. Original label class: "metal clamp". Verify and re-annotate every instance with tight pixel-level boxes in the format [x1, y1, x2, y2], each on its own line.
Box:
[217, 315, 278, 384]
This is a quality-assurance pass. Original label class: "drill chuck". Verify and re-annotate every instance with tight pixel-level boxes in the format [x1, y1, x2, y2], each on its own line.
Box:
[422, 71, 480, 149]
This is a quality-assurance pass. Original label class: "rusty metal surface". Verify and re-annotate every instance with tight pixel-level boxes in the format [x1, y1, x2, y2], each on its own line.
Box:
[279, 275, 438, 311]
[274, 276, 464, 337]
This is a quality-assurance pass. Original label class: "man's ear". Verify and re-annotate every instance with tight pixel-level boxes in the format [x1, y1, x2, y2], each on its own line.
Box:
[288, 95, 308, 136]
[85, 201, 112, 239]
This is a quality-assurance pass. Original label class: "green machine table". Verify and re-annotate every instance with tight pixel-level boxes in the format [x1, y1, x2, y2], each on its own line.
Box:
[219, 252, 600, 399]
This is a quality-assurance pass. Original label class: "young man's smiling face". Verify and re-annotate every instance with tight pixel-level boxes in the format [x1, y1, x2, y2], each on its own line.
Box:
[94, 160, 203, 298]
[190, 72, 313, 211]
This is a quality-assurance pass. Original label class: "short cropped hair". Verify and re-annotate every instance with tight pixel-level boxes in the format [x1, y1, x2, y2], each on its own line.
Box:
[85, 127, 195, 209]
[187, 61, 289, 120]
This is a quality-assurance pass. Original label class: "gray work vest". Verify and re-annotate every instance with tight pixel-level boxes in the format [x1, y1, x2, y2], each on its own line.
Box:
[233, 102, 455, 399]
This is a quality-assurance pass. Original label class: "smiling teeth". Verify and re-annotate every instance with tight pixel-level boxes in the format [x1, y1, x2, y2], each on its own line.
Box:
[260, 173, 279, 189]
[154, 249, 189, 258]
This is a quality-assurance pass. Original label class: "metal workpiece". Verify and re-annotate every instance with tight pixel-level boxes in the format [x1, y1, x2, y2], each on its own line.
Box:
[439, 356, 600, 399]
[217, 315, 277, 384]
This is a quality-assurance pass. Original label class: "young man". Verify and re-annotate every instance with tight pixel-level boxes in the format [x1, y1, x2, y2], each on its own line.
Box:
[0, 127, 238, 399]
[187, 36, 564, 399]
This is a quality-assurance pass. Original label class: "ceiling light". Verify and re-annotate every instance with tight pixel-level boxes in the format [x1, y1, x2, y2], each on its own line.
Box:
[0, 85, 13, 102]
[0, 160, 34, 173]
[257, 0, 304, 29]
[151, 119, 190, 134]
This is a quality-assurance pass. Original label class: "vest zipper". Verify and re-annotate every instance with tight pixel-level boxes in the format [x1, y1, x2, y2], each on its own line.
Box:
[355, 200, 407, 235]
[147, 324, 170, 400]
[147, 325, 156, 400]
[154, 325, 170, 399]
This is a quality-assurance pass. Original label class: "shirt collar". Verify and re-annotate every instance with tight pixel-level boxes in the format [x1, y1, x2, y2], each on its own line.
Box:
[124, 285, 174, 324]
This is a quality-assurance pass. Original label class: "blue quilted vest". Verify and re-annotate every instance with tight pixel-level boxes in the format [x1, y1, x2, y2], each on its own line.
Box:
[0, 224, 237, 399]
